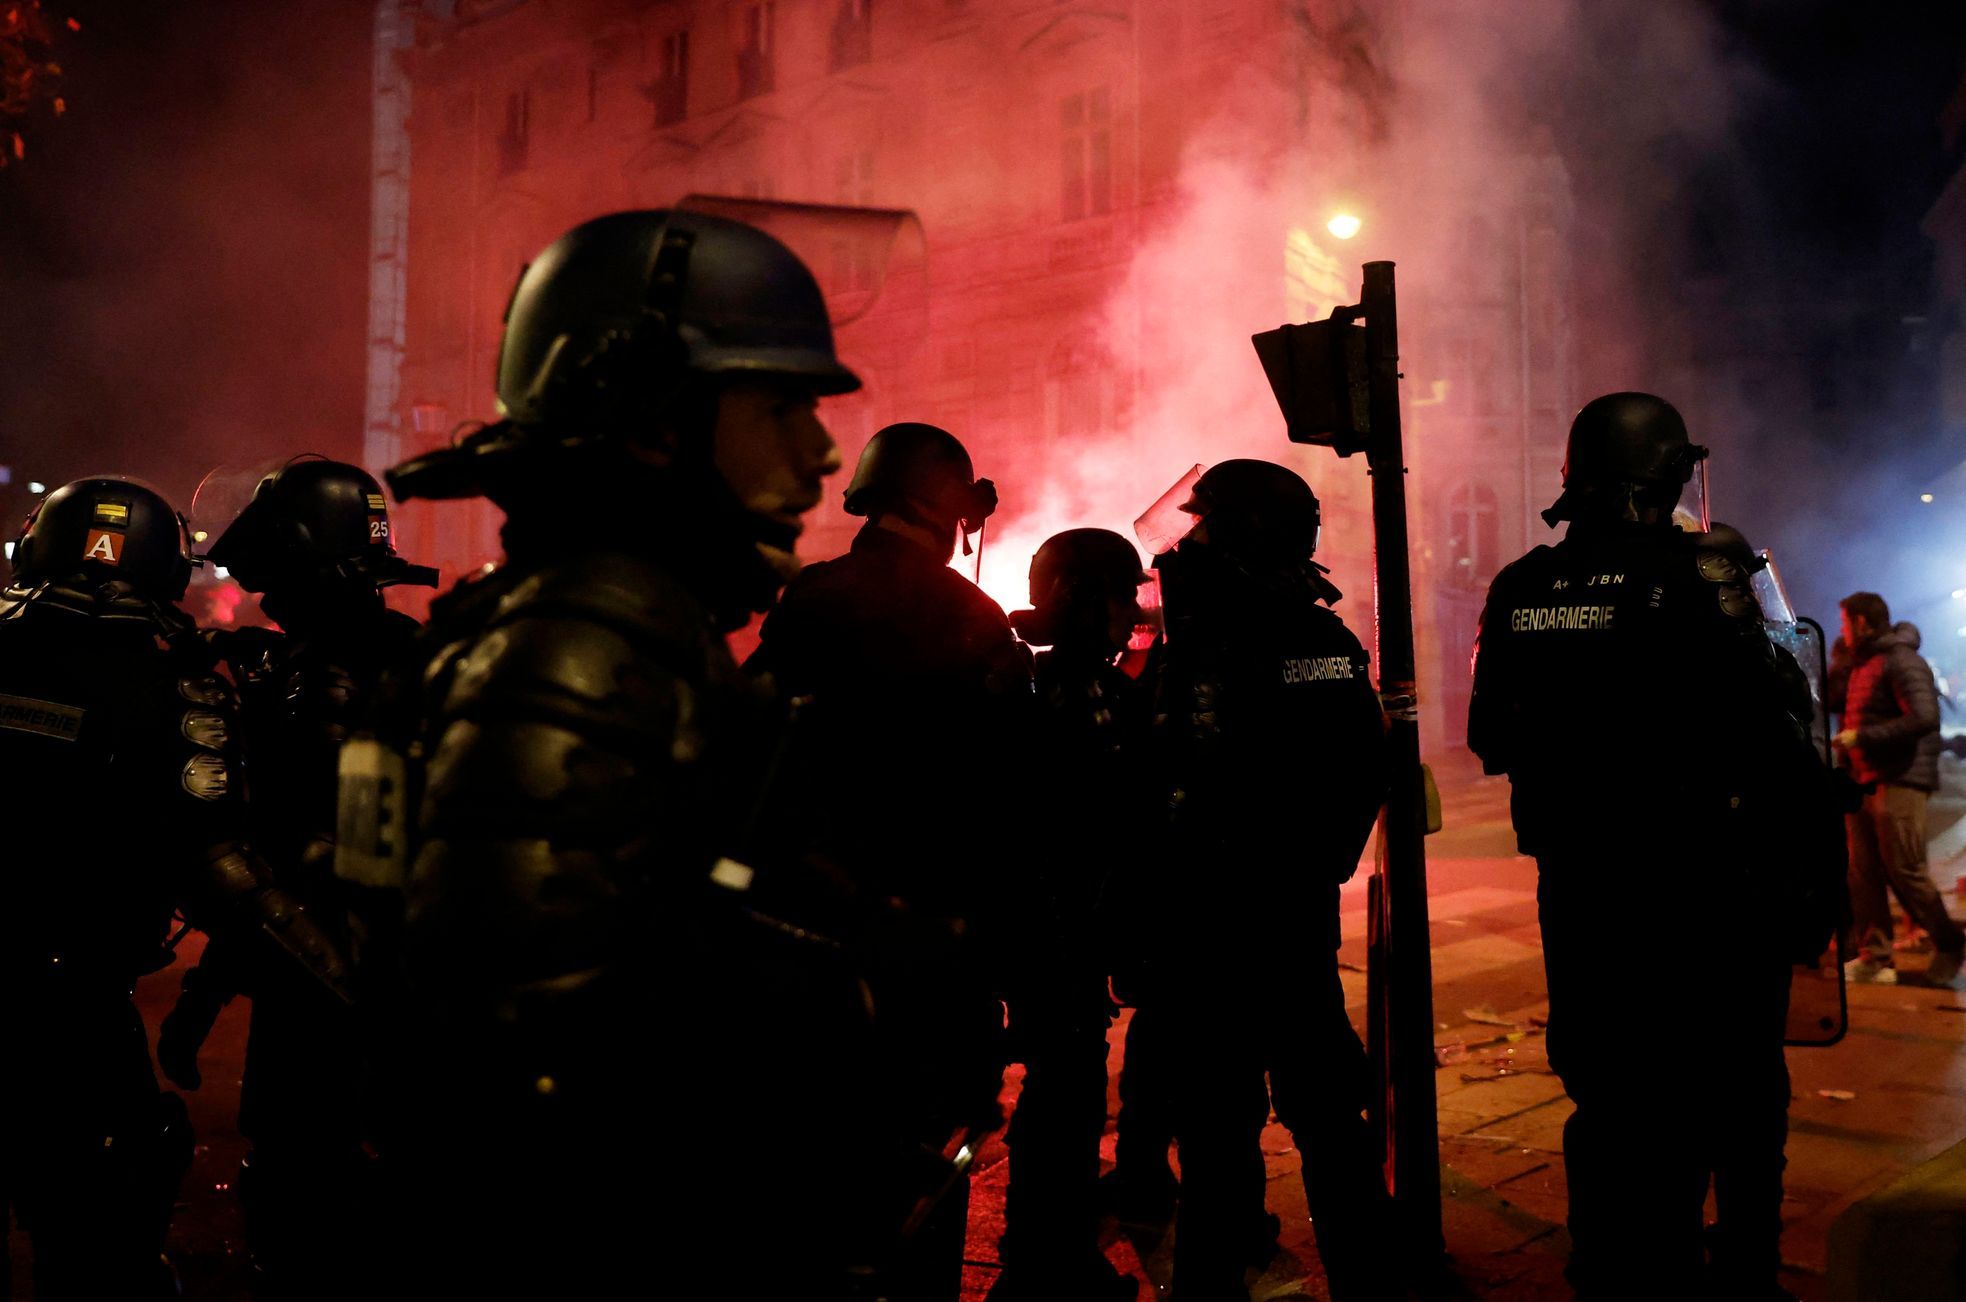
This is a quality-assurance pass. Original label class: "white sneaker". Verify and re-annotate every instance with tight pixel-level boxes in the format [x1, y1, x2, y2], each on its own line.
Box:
[1845, 957, 1899, 985]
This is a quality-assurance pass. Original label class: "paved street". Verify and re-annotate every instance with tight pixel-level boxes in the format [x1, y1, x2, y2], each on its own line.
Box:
[12, 756, 1966, 1299]
[955, 756, 1966, 1301]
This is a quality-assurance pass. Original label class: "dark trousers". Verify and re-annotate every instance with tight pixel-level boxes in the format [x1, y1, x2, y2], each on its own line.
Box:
[1165, 957, 1396, 1300]
[1001, 970, 1113, 1268]
[0, 983, 185, 1302]
[1846, 784, 1963, 963]
[381, 940, 965, 1301]
[235, 988, 374, 1296]
[1538, 865, 1791, 1297]
[1113, 1003, 1177, 1184]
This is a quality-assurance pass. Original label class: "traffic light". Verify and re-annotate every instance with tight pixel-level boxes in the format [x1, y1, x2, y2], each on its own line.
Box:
[1251, 317, 1371, 456]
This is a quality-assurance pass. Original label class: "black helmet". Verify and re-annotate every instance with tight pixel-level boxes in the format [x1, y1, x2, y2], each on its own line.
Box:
[842, 422, 997, 535]
[1544, 392, 1708, 526]
[11, 477, 195, 601]
[1181, 459, 1322, 565]
[499, 208, 860, 424]
[1010, 528, 1148, 648]
[391, 209, 859, 503]
[204, 458, 438, 595]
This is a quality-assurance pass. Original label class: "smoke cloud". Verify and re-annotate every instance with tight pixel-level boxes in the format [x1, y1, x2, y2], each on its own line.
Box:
[0, 0, 372, 515]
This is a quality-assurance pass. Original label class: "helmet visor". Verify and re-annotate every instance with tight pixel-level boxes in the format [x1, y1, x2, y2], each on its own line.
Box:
[190, 459, 289, 560]
[1671, 457, 1712, 533]
[1133, 465, 1205, 556]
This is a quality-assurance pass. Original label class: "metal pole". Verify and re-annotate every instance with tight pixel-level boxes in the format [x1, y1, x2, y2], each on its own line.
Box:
[363, 0, 416, 476]
[1360, 260, 1444, 1255]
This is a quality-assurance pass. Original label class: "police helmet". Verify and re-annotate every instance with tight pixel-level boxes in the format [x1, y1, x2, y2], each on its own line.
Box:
[205, 458, 438, 595]
[11, 477, 195, 601]
[499, 208, 860, 424]
[1544, 392, 1708, 525]
[842, 422, 998, 534]
[1011, 528, 1148, 648]
[1180, 459, 1322, 564]
[391, 209, 860, 501]
[1027, 529, 1149, 608]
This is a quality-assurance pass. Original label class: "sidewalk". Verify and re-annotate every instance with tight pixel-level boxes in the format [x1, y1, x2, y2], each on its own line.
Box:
[960, 753, 1966, 1301]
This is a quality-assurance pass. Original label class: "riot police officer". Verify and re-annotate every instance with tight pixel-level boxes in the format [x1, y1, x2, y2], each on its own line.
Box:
[1469, 393, 1826, 1299]
[991, 528, 1151, 1301]
[354, 210, 864, 1296]
[156, 457, 435, 1295]
[0, 477, 346, 1300]
[1145, 460, 1395, 1302]
[751, 421, 1029, 1301]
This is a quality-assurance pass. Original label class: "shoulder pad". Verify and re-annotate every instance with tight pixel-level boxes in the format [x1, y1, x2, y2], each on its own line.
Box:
[490, 552, 706, 648]
[1691, 543, 1764, 621]
[438, 572, 715, 739]
[1694, 545, 1746, 585]
[178, 671, 238, 710]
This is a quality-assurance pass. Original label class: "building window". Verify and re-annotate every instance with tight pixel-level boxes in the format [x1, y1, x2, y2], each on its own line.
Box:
[737, 3, 775, 101]
[1060, 87, 1111, 222]
[497, 89, 530, 175]
[651, 28, 689, 126]
[830, 0, 872, 72]
[1446, 483, 1500, 591]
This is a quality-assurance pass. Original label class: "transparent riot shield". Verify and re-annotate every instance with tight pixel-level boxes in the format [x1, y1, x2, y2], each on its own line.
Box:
[1133, 464, 1203, 556]
[188, 459, 289, 556]
[1754, 550, 1848, 1046]
[1754, 552, 1830, 762]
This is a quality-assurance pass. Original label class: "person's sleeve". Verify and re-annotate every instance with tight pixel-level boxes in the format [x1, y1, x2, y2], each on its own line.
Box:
[1466, 573, 1513, 775]
[1858, 649, 1940, 746]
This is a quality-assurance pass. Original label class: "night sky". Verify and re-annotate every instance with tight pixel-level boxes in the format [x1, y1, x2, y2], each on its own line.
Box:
[0, 0, 373, 519]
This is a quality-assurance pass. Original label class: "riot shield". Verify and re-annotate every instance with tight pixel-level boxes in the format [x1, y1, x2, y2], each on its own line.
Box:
[1755, 553, 1831, 763]
[1133, 464, 1203, 556]
[1754, 550, 1848, 1046]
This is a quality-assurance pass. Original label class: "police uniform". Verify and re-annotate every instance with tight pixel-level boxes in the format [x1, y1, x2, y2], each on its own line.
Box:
[754, 518, 1029, 1301]
[161, 610, 421, 1291]
[357, 210, 868, 1297]
[1469, 518, 1816, 1296]
[0, 479, 344, 1301]
[384, 525, 837, 1295]
[154, 459, 438, 1294]
[986, 633, 1150, 1299]
[1150, 536, 1393, 1302]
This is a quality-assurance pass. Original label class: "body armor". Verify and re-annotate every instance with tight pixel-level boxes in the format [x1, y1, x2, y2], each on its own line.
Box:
[361, 208, 865, 1296]
[1142, 530, 1395, 1301]
[1467, 515, 1831, 1295]
[0, 572, 343, 1300]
